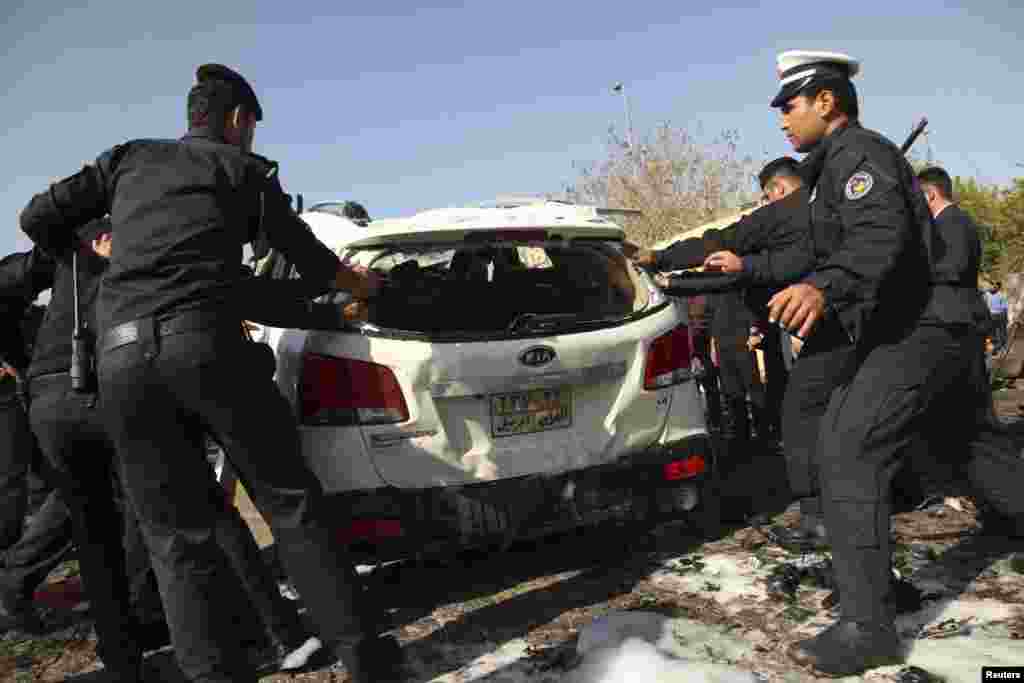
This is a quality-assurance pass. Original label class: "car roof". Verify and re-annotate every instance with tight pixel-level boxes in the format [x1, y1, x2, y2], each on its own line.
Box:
[301, 201, 628, 251]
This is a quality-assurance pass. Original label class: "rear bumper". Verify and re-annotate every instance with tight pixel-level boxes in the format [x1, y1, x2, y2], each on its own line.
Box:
[323, 432, 716, 561]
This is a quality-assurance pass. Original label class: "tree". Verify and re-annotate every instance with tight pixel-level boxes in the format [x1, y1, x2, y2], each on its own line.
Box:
[565, 123, 761, 246]
[949, 176, 1024, 281]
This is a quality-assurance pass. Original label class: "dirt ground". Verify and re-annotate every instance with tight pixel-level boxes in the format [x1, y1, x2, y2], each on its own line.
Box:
[5, 389, 1024, 682]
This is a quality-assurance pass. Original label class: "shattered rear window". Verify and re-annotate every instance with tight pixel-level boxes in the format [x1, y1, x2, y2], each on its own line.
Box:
[338, 240, 654, 337]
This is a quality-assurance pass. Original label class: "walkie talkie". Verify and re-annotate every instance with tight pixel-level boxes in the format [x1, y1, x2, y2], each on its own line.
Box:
[70, 249, 96, 393]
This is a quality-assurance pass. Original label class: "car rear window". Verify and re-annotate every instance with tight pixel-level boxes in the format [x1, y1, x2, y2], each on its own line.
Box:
[339, 240, 658, 338]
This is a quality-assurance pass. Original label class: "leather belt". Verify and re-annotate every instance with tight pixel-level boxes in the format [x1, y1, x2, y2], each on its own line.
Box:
[101, 311, 237, 354]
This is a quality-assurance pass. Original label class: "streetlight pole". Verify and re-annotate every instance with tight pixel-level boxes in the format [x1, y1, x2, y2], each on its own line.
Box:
[612, 82, 636, 156]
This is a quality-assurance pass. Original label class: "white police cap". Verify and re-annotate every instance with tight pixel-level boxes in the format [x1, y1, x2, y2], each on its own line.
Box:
[771, 50, 860, 108]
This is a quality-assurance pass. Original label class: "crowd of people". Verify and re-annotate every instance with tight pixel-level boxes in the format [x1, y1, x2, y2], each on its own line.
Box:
[1, 51, 1023, 683]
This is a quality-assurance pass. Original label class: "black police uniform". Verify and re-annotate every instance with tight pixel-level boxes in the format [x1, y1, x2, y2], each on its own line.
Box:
[687, 296, 721, 430]
[787, 120, 940, 673]
[0, 249, 74, 627]
[707, 291, 763, 445]
[74, 245, 319, 663]
[929, 207, 1024, 529]
[22, 229, 149, 676]
[656, 189, 850, 533]
[654, 186, 816, 286]
[20, 112, 383, 683]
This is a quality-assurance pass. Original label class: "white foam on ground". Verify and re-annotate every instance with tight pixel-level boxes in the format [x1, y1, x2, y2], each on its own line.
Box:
[571, 637, 761, 683]
[420, 551, 1024, 682]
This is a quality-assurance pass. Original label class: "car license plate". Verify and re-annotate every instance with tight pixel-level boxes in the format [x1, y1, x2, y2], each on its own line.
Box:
[490, 387, 572, 438]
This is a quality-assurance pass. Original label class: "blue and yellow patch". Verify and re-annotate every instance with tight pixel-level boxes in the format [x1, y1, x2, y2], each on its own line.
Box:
[845, 171, 874, 200]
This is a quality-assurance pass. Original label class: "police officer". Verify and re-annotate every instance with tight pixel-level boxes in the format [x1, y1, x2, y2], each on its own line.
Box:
[628, 159, 843, 544]
[17, 218, 152, 678]
[0, 248, 74, 633]
[700, 157, 847, 548]
[20, 65, 398, 683]
[763, 50, 942, 675]
[912, 167, 1024, 533]
[625, 176, 814, 289]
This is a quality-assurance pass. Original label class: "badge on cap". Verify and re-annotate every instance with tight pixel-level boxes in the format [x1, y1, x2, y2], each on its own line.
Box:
[845, 171, 874, 200]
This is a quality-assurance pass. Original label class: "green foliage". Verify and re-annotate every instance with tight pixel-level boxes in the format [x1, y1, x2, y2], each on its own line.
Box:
[991, 367, 1014, 393]
[955, 176, 1024, 281]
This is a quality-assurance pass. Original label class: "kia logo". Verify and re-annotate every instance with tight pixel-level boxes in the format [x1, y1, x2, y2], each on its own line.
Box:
[519, 346, 556, 367]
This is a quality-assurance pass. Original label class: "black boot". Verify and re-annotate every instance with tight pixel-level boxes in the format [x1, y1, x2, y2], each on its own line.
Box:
[788, 619, 903, 676]
[822, 575, 923, 614]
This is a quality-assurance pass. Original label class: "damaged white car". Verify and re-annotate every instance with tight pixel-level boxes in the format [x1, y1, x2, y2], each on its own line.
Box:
[250, 199, 717, 560]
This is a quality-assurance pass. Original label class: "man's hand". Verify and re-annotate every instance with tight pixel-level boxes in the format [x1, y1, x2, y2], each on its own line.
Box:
[623, 242, 657, 267]
[767, 283, 825, 339]
[341, 299, 370, 325]
[335, 264, 384, 299]
[747, 333, 764, 352]
[654, 273, 671, 288]
[703, 251, 743, 273]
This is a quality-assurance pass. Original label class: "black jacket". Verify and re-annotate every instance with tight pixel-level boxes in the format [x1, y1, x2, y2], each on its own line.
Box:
[920, 204, 990, 333]
[19, 128, 342, 333]
[0, 248, 56, 371]
[25, 248, 105, 380]
[799, 122, 932, 344]
[655, 188, 815, 286]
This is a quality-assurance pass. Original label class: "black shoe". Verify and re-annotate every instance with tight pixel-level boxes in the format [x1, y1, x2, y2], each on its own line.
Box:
[0, 593, 45, 634]
[336, 634, 408, 683]
[788, 619, 903, 677]
[822, 576, 923, 615]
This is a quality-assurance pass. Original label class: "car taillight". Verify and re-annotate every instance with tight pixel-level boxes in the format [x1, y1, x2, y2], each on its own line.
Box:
[300, 353, 409, 426]
[663, 455, 706, 481]
[644, 325, 693, 390]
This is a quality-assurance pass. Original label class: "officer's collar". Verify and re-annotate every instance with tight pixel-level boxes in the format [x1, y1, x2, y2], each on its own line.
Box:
[181, 126, 228, 143]
[798, 120, 860, 186]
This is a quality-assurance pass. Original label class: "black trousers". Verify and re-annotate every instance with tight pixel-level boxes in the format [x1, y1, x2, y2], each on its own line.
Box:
[28, 376, 140, 673]
[122, 461, 307, 651]
[716, 335, 763, 444]
[779, 322, 855, 507]
[691, 330, 721, 429]
[760, 329, 789, 438]
[816, 324, 1024, 622]
[717, 336, 763, 406]
[99, 325, 369, 683]
[0, 393, 73, 603]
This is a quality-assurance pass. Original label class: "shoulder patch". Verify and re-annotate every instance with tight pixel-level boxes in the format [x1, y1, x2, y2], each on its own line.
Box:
[845, 171, 874, 200]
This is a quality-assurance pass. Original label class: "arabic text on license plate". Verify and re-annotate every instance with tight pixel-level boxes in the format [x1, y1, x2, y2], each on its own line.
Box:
[490, 387, 572, 438]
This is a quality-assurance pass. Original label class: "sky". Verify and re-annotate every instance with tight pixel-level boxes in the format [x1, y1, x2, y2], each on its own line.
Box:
[2, 0, 1022, 259]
